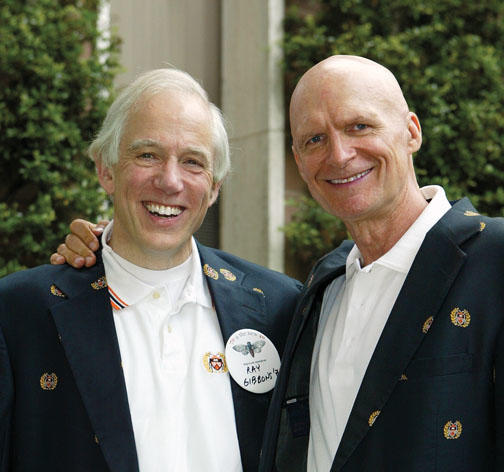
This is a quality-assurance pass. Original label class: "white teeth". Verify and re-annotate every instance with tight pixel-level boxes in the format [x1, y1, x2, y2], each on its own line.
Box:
[145, 203, 182, 216]
[330, 169, 371, 184]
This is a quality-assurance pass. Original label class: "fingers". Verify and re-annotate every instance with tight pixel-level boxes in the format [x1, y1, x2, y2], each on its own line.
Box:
[54, 241, 95, 268]
[95, 220, 110, 231]
[69, 219, 103, 251]
[64, 234, 98, 267]
[50, 253, 66, 265]
[90, 221, 108, 239]
[50, 218, 107, 268]
[49, 239, 93, 268]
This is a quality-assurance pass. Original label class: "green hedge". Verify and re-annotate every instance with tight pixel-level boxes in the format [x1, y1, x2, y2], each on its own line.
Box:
[283, 0, 504, 267]
[0, 0, 120, 276]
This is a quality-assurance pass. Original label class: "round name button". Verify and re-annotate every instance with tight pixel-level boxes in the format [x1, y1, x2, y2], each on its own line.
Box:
[225, 329, 281, 394]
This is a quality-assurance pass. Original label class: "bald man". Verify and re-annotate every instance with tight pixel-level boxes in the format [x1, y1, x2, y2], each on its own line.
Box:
[260, 56, 504, 471]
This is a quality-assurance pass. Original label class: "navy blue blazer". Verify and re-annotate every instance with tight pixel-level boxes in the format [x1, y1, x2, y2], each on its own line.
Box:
[260, 198, 504, 471]
[0, 242, 301, 472]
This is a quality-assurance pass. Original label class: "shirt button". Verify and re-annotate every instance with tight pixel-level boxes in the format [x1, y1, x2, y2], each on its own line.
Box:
[152, 291, 160, 299]
[167, 325, 172, 333]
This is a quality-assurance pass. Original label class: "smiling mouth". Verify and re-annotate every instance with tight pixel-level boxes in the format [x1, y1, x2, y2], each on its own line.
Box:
[329, 169, 372, 184]
[144, 202, 183, 218]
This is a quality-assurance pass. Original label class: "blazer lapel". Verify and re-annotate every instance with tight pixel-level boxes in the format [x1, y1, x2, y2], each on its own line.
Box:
[197, 244, 273, 470]
[50, 262, 138, 472]
[332, 202, 482, 471]
[292, 241, 354, 347]
[196, 244, 271, 344]
[258, 243, 351, 472]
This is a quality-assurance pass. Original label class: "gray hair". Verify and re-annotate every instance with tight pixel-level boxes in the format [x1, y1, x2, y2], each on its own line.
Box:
[88, 68, 230, 183]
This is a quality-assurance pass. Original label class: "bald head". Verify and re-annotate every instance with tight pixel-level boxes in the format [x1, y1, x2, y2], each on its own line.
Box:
[288, 54, 424, 230]
[290, 55, 410, 143]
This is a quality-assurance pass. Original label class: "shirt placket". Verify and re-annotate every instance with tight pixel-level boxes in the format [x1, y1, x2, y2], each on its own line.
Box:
[146, 288, 187, 375]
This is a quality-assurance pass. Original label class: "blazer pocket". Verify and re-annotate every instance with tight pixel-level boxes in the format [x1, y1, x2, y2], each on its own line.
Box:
[405, 353, 473, 380]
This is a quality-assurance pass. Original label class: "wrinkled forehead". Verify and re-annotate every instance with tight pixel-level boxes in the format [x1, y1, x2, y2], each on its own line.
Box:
[290, 60, 407, 133]
[123, 91, 214, 145]
[293, 60, 400, 108]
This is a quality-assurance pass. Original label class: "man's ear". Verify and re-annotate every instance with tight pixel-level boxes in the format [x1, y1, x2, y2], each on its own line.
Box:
[95, 158, 115, 195]
[208, 181, 222, 207]
[407, 112, 422, 153]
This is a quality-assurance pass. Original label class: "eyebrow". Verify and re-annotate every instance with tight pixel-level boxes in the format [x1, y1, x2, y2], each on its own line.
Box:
[127, 139, 162, 152]
[127, 139, 212, 165]
[349, 114, 378, 124]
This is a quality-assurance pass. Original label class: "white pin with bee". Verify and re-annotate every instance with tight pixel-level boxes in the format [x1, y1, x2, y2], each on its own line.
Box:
[225, 328, 281, 393]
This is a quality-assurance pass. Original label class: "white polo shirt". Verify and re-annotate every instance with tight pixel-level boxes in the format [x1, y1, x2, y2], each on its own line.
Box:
[101, 224, 242, 472]
[308, 186, 451, 471]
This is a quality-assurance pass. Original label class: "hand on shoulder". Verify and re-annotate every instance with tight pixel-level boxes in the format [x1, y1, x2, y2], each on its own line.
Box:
[49, 219, 109, 268]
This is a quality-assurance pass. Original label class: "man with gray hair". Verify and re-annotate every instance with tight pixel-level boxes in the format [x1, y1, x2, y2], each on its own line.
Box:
[0, 68, 301, 472]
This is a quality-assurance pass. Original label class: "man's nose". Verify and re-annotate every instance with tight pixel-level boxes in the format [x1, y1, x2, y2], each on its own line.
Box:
[328, 132, 355, 167]
[153, 159, 184, 193]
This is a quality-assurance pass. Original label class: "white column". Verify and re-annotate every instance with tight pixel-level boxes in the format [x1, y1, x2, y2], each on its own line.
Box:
[221, 0, 285, 271]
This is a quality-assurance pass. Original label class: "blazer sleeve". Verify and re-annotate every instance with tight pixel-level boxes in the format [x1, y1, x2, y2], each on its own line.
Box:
[0, 324, 13, 471]
[494, 320, 504, 469]
[0, 276, 14, 472]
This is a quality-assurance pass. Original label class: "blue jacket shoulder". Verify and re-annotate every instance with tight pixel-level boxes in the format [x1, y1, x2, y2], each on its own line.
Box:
[197, 244, 302, 292]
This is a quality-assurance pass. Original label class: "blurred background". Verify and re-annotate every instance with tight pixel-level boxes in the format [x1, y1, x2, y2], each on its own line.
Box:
[1, 0, 503, 281]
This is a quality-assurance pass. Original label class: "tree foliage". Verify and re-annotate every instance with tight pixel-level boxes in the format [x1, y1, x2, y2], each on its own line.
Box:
[0, 0, 120, 276]
[283, 0, 504, 268]
[283, 196, 348, 264]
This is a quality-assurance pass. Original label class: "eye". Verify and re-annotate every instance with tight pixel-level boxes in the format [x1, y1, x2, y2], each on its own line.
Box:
[184, 157, 204, 167]
[307, 135, 323, 145]
[353, 123, 368, 131]
[138, 152, 156, 160]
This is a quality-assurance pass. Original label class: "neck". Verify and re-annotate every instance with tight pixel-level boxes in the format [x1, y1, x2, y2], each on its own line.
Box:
[346, 189, 428, 267]
[109, 242, 192, 270]
[106, 227, 193, 270]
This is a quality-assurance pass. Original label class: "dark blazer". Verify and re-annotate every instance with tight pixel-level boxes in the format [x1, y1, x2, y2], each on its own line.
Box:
[260, 198, 504, 472]
[0, 242, 302, 472]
